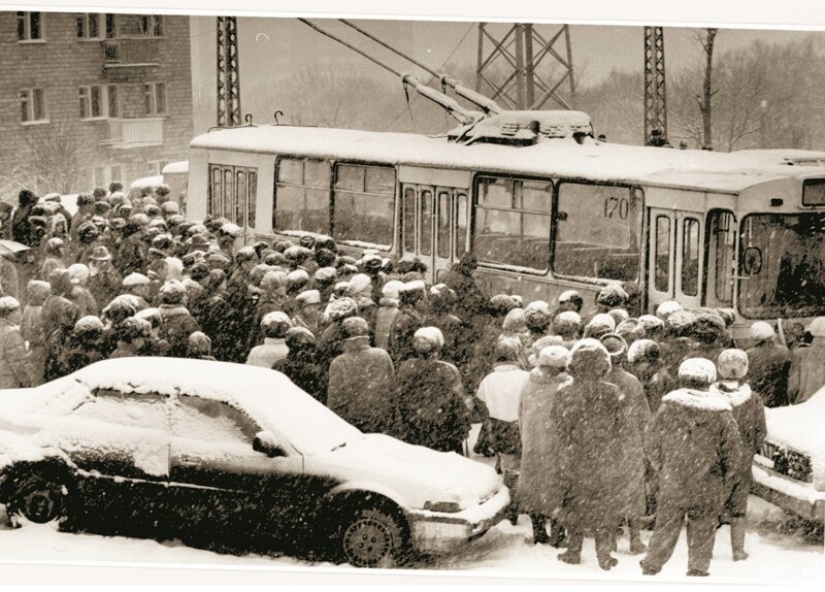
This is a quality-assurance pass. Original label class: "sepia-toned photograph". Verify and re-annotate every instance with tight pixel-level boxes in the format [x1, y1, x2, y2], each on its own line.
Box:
[0, 1, 823, 586]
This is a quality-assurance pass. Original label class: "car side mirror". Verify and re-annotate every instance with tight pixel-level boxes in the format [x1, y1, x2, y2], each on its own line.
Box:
[253, 430, 287, 458]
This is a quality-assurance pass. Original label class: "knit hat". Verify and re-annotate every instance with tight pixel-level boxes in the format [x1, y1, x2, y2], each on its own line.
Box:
[717, 349, 749, 380]
[596, 284, 628, 308]
[341, 316, 370, 339]
[524, 300, 553, 332]
[656, 300, 683, 321]
[583, 313, 616, 339]
[538, 345, 571, 369]
[627, 339, 660, 364]
[413, 326, 444, 353]
[296, 289, 321, 305]
[678, 358, 717, 385]
[327, 297, 358, 321]
[123, 272, 150, 287]
[381, 280, 404, 300]
[600, 333, 628, 360]
[74, 315, 104, 334]
[569, 338, 612, 378]
[750, 321, 775, 343]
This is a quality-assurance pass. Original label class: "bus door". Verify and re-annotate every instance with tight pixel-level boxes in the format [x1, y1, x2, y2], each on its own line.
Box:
[401, 184, 469, 284]
[647, 208, 703, 311]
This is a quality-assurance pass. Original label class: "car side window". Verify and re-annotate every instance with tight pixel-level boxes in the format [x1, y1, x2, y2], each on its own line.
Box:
[171, 395, 261, 444]
[71, 389, 167, 429]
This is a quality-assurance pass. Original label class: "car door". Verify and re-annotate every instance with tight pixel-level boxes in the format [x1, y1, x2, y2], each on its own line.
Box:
[166, 394, 309, 546]
[43, 389, 170, 535]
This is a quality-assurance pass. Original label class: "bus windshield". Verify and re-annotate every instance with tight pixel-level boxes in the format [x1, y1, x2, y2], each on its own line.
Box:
[738, 213, 825, 318]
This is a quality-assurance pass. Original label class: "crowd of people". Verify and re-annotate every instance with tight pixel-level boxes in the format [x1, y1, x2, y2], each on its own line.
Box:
[0, 183, 822, 576]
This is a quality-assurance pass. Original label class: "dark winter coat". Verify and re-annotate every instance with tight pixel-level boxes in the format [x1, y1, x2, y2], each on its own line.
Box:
[69, 285, 99, 318]
[63, 339, 106, 375]
[11, 196, 36, 247]
[374, 298, 400, 351]
[440, 263, 487, 332]
[424, 311, 464, 366]
[552, 377, 635, 529]
[158, 304, 200, 358]
[272, 348, 328, 405]
[388, 306, 425, 365]
[199, 293, 242, 363]
[745, 341, 792, 408]
[0, 318, 33, 388]
[43, 328, 74, 382]
[639, 366, 676, 414]
[605, 365, 651, 518]
[517, 368, 571, 515]
[317, 321, 348, 369]
[645, 388, 743, 512]
[660, 336, 694, 377]
[395, 356, 470, 453]
[327, 336, 396, 434]
[88, 265, 123, 309]
[711, 381, 767, 518]
[115, 232, 148, 276]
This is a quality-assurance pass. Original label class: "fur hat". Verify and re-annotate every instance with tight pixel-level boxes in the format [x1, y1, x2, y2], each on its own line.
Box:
[68, 263, 90, 286]
[296, 289, 321, 305]
[313, 266, 338, 284]
[74, 315, 104, 334]
[158, 281, 187, 305]
[607, 308, 630, 326]
[656, 300, 683, 321]
[638, 314, 664, 335]
[135, 307, 162, 329]
[600, 333, 628, 360]
[595, 284, 628, 308]
[489, 294, 519, 316]
[381, 280, 404, 300]
[26, 280, 51, 306]
[627, 339, 660, 364]
[717, 349, 749, 380]
[349, 273, 372, 295]
[553, 311, 582, 335]
[538, 345, 571, 369]
[750, 321, 775, 343]
[261, 311, 293, 333]
[809, 317, 825, 338]
[502, 308, 527, 332]
[583, 313, 616, 339]
[341, 316, 370, 339]
[123, 272, 150, 287]
[558, 290, 582, 305]
[666, 310, 695, 336]
[117, 317, 152, 341]
[678, 358, 717, 385]
[569, 338, 611, 378]
[0, 296, 20, 313]
[532, 335, 564, 356]
[327, 297, 358, 321]
[413, 326, 444, 353]
[285, 326, 316, 348]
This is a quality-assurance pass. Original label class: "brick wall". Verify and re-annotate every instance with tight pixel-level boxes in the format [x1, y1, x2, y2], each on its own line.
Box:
[0, 11, 193, 198]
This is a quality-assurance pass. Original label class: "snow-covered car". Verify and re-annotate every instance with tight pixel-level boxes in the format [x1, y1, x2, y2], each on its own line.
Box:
[0, 358, 509, 567]
[751, 387, 825, 524]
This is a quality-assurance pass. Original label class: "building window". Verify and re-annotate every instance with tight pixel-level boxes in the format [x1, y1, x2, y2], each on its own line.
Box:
[140, 15, 164, 37]
[473, 176, 553, 271]
[21, 88, 47, 124]
[92, 165, 124, 191]
[144, 82, 167, 116]
[17, 12, 43, 41]
[148, 160, 170, 176]
[79, 85, 119, 119]
[76, 13, 102, 38]
[332, 163, 395, 249]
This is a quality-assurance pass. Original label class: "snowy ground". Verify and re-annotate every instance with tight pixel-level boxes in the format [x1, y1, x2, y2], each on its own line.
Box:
[0, 424, 822, 585]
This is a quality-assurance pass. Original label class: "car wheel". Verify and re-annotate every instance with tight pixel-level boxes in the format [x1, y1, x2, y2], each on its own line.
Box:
[340, 508, 404, 568]
[9, 476, 67, 525]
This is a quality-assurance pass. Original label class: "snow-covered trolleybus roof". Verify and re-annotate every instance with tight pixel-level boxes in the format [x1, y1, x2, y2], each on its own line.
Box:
[190, 125, 825, 195]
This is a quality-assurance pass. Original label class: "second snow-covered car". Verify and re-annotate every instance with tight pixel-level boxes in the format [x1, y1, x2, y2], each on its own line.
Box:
[0, 358, 509, 567]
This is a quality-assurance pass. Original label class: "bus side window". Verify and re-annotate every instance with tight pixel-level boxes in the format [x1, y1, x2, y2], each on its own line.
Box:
[209, 165, 222, 218]
[437, 191, 451, 259]
[682, 218, 700, 297]
[710, 210, 735, 305]
[235, 169, 246, 228]
[223, 169, 234, 223]
[655, 215, 670, 292]
[247, 170, 257, 229]
[403, 187, 416, 253]
[455, 193, 468, 258]
[420, 190, 433, 257]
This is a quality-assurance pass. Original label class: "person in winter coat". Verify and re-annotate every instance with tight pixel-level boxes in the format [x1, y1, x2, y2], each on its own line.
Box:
[114, 221, 148, 277]
[475, 338, 531, 474]
[499, 307, 532, 369]
[552, 339, 634, 571]
[11, 189, 37, 247]
[317, 296, 359, 371]
[40, 238, 67, 281]
[711, 349, 767, 562]
[600, 333, 650, 555]
[20, 280, 50, 385]
[348, 273, 378, 334]
[157, 281, 200, 358]
[524, 300, 553, 344]
[110, 317, 153, 359]
[100, 297, 139, 358]
[687, 312, 727, 364]
[292, 289, 324, 339]
[0, 297, 34, 389]
[626, 339, 676, 414]
[0, 254, 20, 301]
[196, 269, 237, 362]
[744, 322, 791, 408]
[374, 280, 403, 351]
[553, 311, 583, 349]
[134, 307, 171, 357]
[43, 299, 81, 382]
[395, 327, 471, 453]
[518, 345, 571, 547]
[87, 246, 122, 307]
[40, 269, 76, 347]
[63, 316, 106, 374]
[272, 327, 328, 405]
[0, 202, 13, 242]
[640, 358, 744, 577]
[439, 252, 488, 336]
[67, 264, 99, 317]
[424, 284, 464, 366]
[246, 311, 292, 368]
[388, 280, 428, 365]
[249, 270, 288, 348]
[327, 317, 397, 434]
[787, 317, 825, 405]
[186, 331, 216, 361]
[659, 310, 696, 377]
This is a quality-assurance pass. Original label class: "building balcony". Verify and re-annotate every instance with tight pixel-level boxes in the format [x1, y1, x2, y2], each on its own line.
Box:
[102, 118, 164, 149]
[102, 38, 161, 68]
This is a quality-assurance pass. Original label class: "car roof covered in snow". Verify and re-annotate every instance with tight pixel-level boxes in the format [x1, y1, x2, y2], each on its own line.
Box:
[71, 358, 360, 455]
[190, 125, 825, 194]
[162, 160, 188, 174]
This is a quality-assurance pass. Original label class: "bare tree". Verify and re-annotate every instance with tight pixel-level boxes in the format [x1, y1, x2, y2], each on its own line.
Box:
[697, 28, 719, 149]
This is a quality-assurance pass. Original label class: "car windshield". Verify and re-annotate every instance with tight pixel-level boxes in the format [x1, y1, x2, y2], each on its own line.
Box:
[738, 213, 825, 318]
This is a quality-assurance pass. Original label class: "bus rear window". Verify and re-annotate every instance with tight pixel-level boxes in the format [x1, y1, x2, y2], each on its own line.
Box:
[274, 158, 330, 235]
[333, 163, 395, 249]
[802, 179, 825, 207]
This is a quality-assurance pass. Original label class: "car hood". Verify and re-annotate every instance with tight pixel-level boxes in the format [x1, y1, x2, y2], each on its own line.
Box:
[315, 434, 502, 510]
[766, 400, 825, 461]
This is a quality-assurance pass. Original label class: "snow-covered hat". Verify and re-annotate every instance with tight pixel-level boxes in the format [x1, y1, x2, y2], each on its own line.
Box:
[627, 339, 660, 364]
[717, 349, 749, 380]
[0, 296, 20, 313]
[158, 281, 187, 305]
[161, 201, 179, 215]
[678, 358, 717, 385]
[583, 313, 616, 339]
[261, 311, 293, 333]
[381, 280, 404, 300]
[656, 300, 683, 321]
[68, 263, 90, 285]
[89, 245, 112, 261]
[135, 307, 162, 329]
[717, 308, 736, 328]
[532, 335, 564, 356]
[261, 271, 287, 292]
[313, 266, 338, 284]
[413, 326, 444, 353]
[123, 272, 150, 287]
[538, 345, 570, 369]
[638, 314, 664, 335]
[333, 281, 354, 298]
[399, 279, 426, 294]
[750, 321, 775, 343]
[341, 316, 370, 339]
[608, 308, 630, 326]
[569, 338, 612, 378]
[349, 273, 372, 295]
[558, 290, 582, 305]
[553, 311, 582, 335]
[502, 308, 527, 332]
[296, 289, 321, 305]
[220, 222, 242, 238]
[616, 319, 644, 342]
[600, 333, 628, 360]
[327, 297, 358, 321]
[287, 269, 310, 287]
[74, 315, 104, 334]
[596, 284, 628, 308]
[285, 326, 316, 348]
[524, 300, 553, 330]
[666, 310, 695, 335]
[810, 317, 825, 338]
[118, 317, 152, 341]
[489, 294, 519, 316]
[510, 294, 524, 308]
[165, 257, 183, 281]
